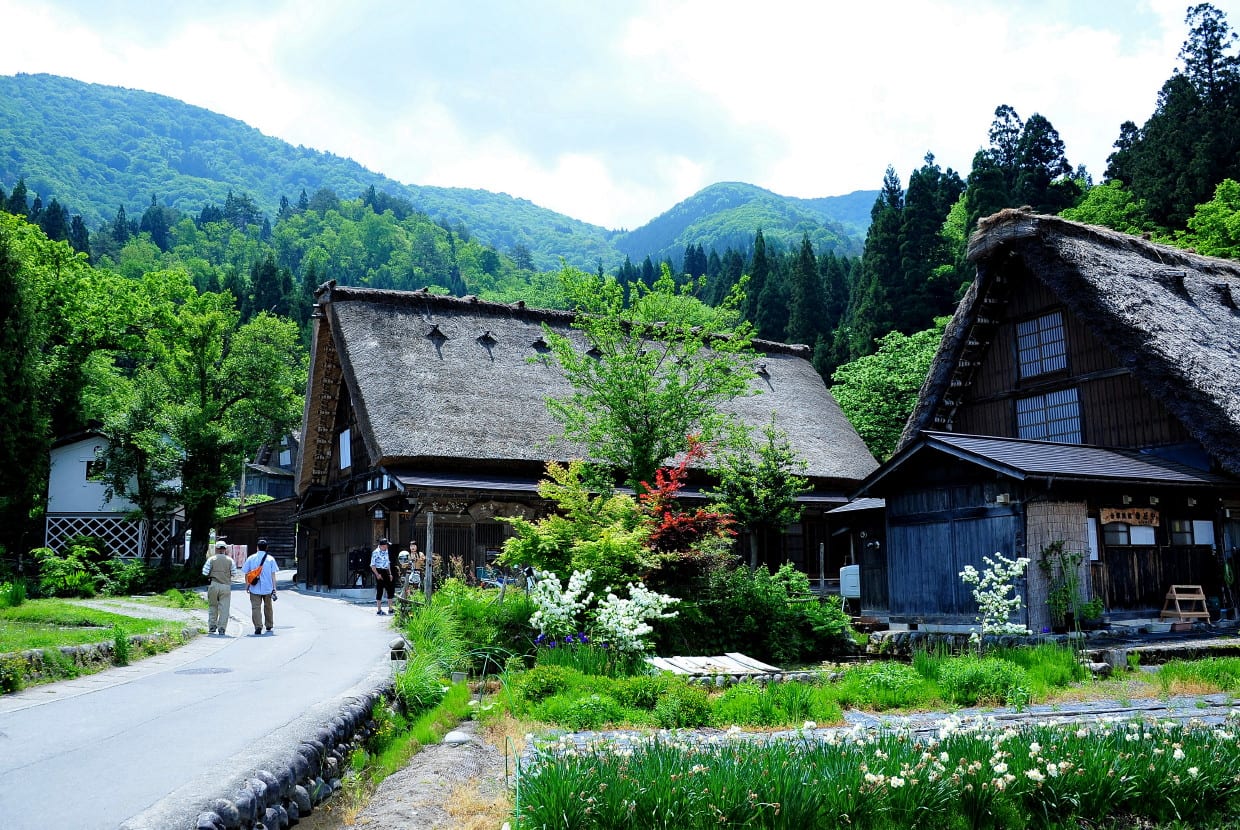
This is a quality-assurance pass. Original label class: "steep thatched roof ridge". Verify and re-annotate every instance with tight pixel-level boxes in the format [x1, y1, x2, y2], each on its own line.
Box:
[313, 283, 877, 483]
[315, 283, 813, 357]
[901, 209, 1240, 475]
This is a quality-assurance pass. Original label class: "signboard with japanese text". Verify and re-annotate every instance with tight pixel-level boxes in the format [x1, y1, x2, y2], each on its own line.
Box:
[1100, 507, 1160, 527]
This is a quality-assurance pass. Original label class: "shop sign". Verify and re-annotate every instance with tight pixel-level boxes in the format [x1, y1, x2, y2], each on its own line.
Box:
[1100, 507, 1160, 527]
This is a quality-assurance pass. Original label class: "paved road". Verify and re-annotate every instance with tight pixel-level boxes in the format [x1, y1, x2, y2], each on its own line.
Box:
[0, 576, 396, 830]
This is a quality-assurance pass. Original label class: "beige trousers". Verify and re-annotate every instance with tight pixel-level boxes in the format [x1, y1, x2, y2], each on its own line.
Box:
[207, 582, 231, 631]
[250, 592, 274, 631]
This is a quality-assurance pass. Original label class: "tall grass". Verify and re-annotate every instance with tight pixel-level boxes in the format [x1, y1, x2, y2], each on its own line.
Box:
[516, 714, 1240, 829]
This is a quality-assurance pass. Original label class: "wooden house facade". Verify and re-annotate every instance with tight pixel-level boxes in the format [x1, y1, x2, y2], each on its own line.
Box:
[294, 284, 878, 590]
[856, 210, 1240, 631]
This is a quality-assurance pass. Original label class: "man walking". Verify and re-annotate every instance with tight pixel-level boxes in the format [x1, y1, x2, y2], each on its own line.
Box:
[370, 537, 395, 616]
[202, 540, 236, 635]
[243, 540, 279, 635]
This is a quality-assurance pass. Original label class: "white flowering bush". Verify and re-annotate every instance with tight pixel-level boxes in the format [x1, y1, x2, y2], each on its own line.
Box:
[960, 552, 1030, 650]
[529, 569, 594, 640]
[593, 582, 680, 653]
[529, 568, 679, 655]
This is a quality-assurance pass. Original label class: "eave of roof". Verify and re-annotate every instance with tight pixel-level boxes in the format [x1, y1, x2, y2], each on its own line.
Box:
[859, 431, 1238, 497]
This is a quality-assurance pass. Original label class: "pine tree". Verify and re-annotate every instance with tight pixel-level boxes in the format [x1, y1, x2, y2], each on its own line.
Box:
[69, 215, 90, 259]
[5, 178, 29, 216]
[785, 233, 822, 346]
[745, 230, 769, 323]
[38, 198, 70, 242]
[112, 205, 131, 245]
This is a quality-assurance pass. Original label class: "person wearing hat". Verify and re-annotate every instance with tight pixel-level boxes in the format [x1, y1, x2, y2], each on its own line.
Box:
[370, 537, 396, 616]
[243, 539, 279, 635]
[201, 540, 237, 635]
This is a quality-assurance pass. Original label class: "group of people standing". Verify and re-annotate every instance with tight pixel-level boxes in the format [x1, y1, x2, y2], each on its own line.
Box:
[369, 538, 425, 615]
[202, 539, 280, 636]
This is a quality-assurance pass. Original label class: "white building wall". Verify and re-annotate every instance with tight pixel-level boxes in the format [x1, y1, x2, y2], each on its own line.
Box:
[47, 437, 136, 514]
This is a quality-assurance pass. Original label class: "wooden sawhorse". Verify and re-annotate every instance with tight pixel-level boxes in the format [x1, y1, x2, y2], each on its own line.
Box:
[1160, 584, 1212, 622]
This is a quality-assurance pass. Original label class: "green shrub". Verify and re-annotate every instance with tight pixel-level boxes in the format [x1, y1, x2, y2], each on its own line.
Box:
[0, 654, 26, 692]
[613, 673, 676, 710]
[994, 642, 1086, 696]
[101, 559, 151, 596]
[938, 655, 1030, 706]
[536, 692, 628, 730]
[0, 579, 25, 608]
[518, 664, 578, 702]
[653, 683, 711, 728]
[653, 563, 854, 664]
[833, 661, 933, 710]
[31, 545, 105, 598]
[39, 647, 83, 681]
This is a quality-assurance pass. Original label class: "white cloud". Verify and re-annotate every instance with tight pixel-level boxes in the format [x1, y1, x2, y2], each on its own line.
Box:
[1, 0, 1237, 228]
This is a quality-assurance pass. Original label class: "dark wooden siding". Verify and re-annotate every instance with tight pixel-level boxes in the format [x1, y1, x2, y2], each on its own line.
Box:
[951, 274, 1191, 450]
[1079, 374, 1194, 448]
[887, 484, 1020, 622]
[1099, 545, 1219, 609]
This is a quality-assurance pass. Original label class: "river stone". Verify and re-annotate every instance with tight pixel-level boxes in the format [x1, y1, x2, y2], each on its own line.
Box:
[195, 812, 224, 830]
[443, 729, 472, 745]
[210, 798, 241, 829]
[263, 806, 282, 829]
[292, 784, 313, 815]
[234, 789, 259, 825]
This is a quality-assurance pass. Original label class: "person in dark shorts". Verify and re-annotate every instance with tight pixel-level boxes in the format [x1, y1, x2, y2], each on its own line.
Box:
[370, 538, 395, 615]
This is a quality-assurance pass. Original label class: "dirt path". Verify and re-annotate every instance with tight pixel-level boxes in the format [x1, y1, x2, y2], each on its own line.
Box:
[298, 720, 513, 830]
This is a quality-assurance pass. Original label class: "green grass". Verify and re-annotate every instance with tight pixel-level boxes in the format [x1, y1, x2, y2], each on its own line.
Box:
[0, 599, 189, 652]
[515, 715, 1240, 829]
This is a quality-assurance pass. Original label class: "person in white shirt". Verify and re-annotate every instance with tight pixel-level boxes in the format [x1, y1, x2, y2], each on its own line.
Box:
[201, 540, 237, 635]
[242, 540, 279, 635]
[370, 538, 395, 616]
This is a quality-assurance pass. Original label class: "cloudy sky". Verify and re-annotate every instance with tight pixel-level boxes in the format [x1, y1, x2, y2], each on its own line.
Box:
[1, 0, 1234, 229]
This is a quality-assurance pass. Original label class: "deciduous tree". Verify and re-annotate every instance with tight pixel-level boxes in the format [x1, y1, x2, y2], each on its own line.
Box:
[543, 264, 756, 492]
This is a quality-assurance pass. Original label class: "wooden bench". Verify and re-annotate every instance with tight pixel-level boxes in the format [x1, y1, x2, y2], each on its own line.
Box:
[1160, 584, 1212, 622]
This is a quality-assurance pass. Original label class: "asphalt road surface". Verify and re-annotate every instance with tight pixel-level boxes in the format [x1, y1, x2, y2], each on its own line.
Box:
[0, 577, 395, 830]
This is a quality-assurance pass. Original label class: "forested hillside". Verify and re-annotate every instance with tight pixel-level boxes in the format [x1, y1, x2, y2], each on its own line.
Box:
[612, 182, 869, 264]
[0, 74, 869, 272]
[0, 73, 618, 271]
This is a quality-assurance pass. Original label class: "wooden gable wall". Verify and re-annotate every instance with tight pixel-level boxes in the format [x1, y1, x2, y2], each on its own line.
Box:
[950, 270, 1195, 450]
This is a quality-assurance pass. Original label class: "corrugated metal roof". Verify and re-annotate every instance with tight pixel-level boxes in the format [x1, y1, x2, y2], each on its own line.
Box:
[925, 432, 1235, 484]
[828, 497, 886, 514]
[389, 470, 543, 493]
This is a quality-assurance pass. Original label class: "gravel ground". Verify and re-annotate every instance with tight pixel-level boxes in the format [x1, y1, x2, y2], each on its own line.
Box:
[298, 720, 512, 830]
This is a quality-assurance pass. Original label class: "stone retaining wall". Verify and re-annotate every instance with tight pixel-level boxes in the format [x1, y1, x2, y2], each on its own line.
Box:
[0, 628, 196, 689]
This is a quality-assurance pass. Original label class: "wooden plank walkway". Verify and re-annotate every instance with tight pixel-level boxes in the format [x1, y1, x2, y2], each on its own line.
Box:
[645, 652, 783, 676]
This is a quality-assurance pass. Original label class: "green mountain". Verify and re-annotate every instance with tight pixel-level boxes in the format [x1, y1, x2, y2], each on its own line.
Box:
[614, 182, 870, 263]
[0, 73, 870, 271]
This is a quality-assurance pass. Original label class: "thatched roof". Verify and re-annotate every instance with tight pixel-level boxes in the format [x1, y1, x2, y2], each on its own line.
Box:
[901, 209, 1240, 476]
[298, 285, 877, 490]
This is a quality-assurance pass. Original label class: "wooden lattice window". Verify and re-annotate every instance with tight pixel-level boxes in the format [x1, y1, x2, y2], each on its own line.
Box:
[1015, 387, 1081, 443]
[1017, 311, 1067, 378]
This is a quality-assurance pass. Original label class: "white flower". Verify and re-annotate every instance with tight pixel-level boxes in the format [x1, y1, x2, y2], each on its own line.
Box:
[1025, 769, 1045, 783]
[890, 776, 905, 788]
[1189, 767, 1200, 777]
[1173, 747, 1185, 761]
